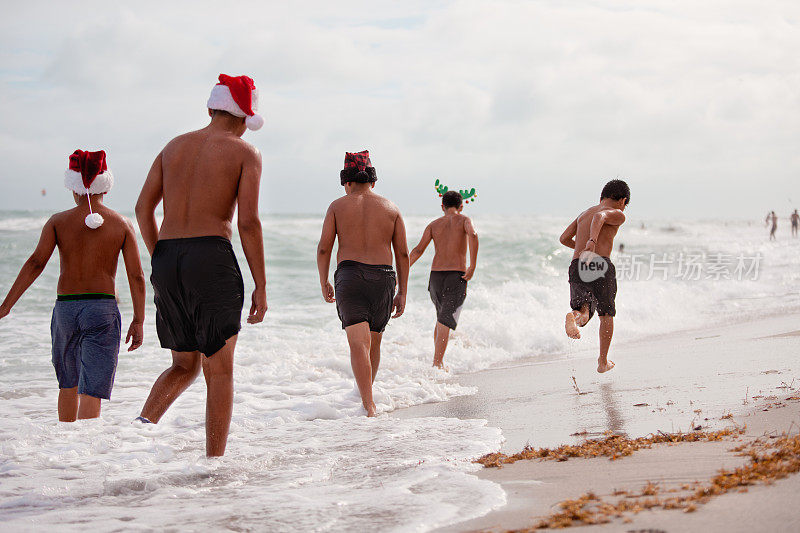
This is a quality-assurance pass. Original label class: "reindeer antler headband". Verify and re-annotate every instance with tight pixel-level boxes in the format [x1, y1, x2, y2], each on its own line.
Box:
[434, 179, 477, 204]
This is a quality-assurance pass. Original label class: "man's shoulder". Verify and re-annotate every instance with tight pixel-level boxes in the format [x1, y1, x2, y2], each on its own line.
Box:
[600, 206, 625, 218]
[165, 130, 256, 154]
[224, 135, 259, 155]
[577, 205, 600, 221]
[163, 130, 200, 149]
[99, 207, 133, 229]
[50, 206, 91, 225]
[50, 208, 74, 221]
[430, 215, 449, 227]
[370, 192, 400, 213]
[328, 195, 348, 209]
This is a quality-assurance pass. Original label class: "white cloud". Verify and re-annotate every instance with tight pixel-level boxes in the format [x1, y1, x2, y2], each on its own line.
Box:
[0, 0, 797, 219]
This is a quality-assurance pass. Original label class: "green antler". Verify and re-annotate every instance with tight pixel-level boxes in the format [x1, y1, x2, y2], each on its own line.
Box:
[459, 188, 477, 202]
[434, 179, 478, 204]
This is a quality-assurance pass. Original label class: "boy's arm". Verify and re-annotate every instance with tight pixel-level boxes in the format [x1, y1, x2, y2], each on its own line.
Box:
[585, 209, 626, 252]
[409, 224, 432, 267]
[316, 205, 337, 303]
[0, 218, 57, 319]
[121, 219, 146, 351]
[391, 212, 410, 318]
[559, 219, 578, 249]
[237, 148, 267, 325]
[135, 152, 164, 255]
[463, 217, 479, 281]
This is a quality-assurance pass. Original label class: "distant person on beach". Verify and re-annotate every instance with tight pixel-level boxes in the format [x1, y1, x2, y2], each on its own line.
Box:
[317, 151, 409, 417]
[409, 190, 479, 368]
[791, 210, 799, 238]
[618, 243, 625, 254]
[0, 150, 145, 421]
[559, 179, 630, 373]
[766, 211, 777, 240]
[135, 74, 267, 457]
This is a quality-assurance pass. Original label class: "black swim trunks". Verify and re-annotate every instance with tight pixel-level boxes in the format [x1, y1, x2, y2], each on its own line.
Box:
[151, 236, 244, 356]
[568, 256, 617, 321]
[334, 260, 396, 333]
[428, 270, 467, 330]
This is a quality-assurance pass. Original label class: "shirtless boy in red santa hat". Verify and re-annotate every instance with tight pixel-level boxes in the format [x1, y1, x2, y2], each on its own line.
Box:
[0, 150, 146, 421]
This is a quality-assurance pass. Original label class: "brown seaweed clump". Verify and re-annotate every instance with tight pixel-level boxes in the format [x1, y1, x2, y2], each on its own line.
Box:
[476, 428, 743, 468]
[506, 433, 800, 530]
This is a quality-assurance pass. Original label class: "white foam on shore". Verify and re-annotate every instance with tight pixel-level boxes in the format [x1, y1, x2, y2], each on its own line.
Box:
[0, 415, 503, 532]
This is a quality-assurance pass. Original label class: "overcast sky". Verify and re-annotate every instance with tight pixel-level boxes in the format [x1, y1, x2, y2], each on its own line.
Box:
[1, 1, 798, 219]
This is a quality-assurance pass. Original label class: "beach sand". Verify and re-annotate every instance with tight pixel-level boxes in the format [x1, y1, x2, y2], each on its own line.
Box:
[394, 313, 800, 531]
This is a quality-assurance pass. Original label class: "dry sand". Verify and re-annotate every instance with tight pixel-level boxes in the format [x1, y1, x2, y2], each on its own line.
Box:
[395, 313, 800, 531]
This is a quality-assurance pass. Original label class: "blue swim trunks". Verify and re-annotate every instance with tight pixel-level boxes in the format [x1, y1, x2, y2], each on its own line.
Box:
[51, 295, 121, 399]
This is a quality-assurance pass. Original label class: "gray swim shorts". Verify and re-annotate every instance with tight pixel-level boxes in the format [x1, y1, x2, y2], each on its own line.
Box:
[51, 295, 121, 399]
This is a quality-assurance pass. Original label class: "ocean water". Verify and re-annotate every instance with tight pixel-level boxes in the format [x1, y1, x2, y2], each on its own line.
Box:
[1, 211, 799, 531]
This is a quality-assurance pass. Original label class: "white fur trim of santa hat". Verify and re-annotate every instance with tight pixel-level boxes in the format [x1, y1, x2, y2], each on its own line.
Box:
[207, 84, 264, 130]
[64, 169, 114, 195]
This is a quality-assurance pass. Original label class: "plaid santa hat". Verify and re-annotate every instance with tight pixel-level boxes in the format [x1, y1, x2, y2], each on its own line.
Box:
[206, 74, 265, 131]
[64, 149, 113, 229]
[340, 150, 377, 185]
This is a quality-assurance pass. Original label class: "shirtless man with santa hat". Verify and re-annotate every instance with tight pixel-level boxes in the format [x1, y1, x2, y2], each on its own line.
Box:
[0, 150, 146, 421]
[135, 74, 267, 456]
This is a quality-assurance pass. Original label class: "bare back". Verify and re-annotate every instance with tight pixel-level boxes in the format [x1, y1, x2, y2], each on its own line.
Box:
[430, 214, 470, 271]
[52, 205, 129, 294]
[574, 205, 622, 259]
[331, 190, 399, 265]
[158, 129, 255, 240]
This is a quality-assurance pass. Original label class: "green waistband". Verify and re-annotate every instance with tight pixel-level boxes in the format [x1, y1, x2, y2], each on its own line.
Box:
[57, 293, 116, 301]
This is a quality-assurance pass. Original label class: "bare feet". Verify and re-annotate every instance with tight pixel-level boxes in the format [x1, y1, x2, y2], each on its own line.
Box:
[365, 402, 377, 417]
[565, 312, 581, 339]
[597, 359, 615, 373]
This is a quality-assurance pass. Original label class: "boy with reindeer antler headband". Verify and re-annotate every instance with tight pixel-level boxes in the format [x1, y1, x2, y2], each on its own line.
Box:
[410, 181, 479, 369]
[0, 150, 146, 421]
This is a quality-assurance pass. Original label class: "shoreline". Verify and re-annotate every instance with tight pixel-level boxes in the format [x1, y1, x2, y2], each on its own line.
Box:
[392, 312, 800, 531]
[444, 402, 800, 532]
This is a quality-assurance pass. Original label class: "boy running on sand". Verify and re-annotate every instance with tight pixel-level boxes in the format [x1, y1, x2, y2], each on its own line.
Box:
[559, 179, 629, 373]
[0, 150, 146, 421]
[317, 151, 409, 417]
[135, 74, 267, 456]
[410, 190, 479, 368]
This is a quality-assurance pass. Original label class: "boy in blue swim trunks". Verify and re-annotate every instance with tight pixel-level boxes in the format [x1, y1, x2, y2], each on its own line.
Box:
[0, 150, 146, 421]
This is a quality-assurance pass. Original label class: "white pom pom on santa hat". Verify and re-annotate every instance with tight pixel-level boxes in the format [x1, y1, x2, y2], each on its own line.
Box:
[245, 114, 264, 131]
[207, 74, 265, 131]
[85, 213, 104, 229]
[64, 149, 113, 230]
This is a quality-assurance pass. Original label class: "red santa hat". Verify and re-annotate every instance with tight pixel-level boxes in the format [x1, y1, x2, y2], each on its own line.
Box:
[64, 149, 113, 229]
[206, 74, 265, 131]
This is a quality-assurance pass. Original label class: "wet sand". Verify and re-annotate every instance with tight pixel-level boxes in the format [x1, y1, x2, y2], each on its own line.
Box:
[394, 313, 800, 531]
